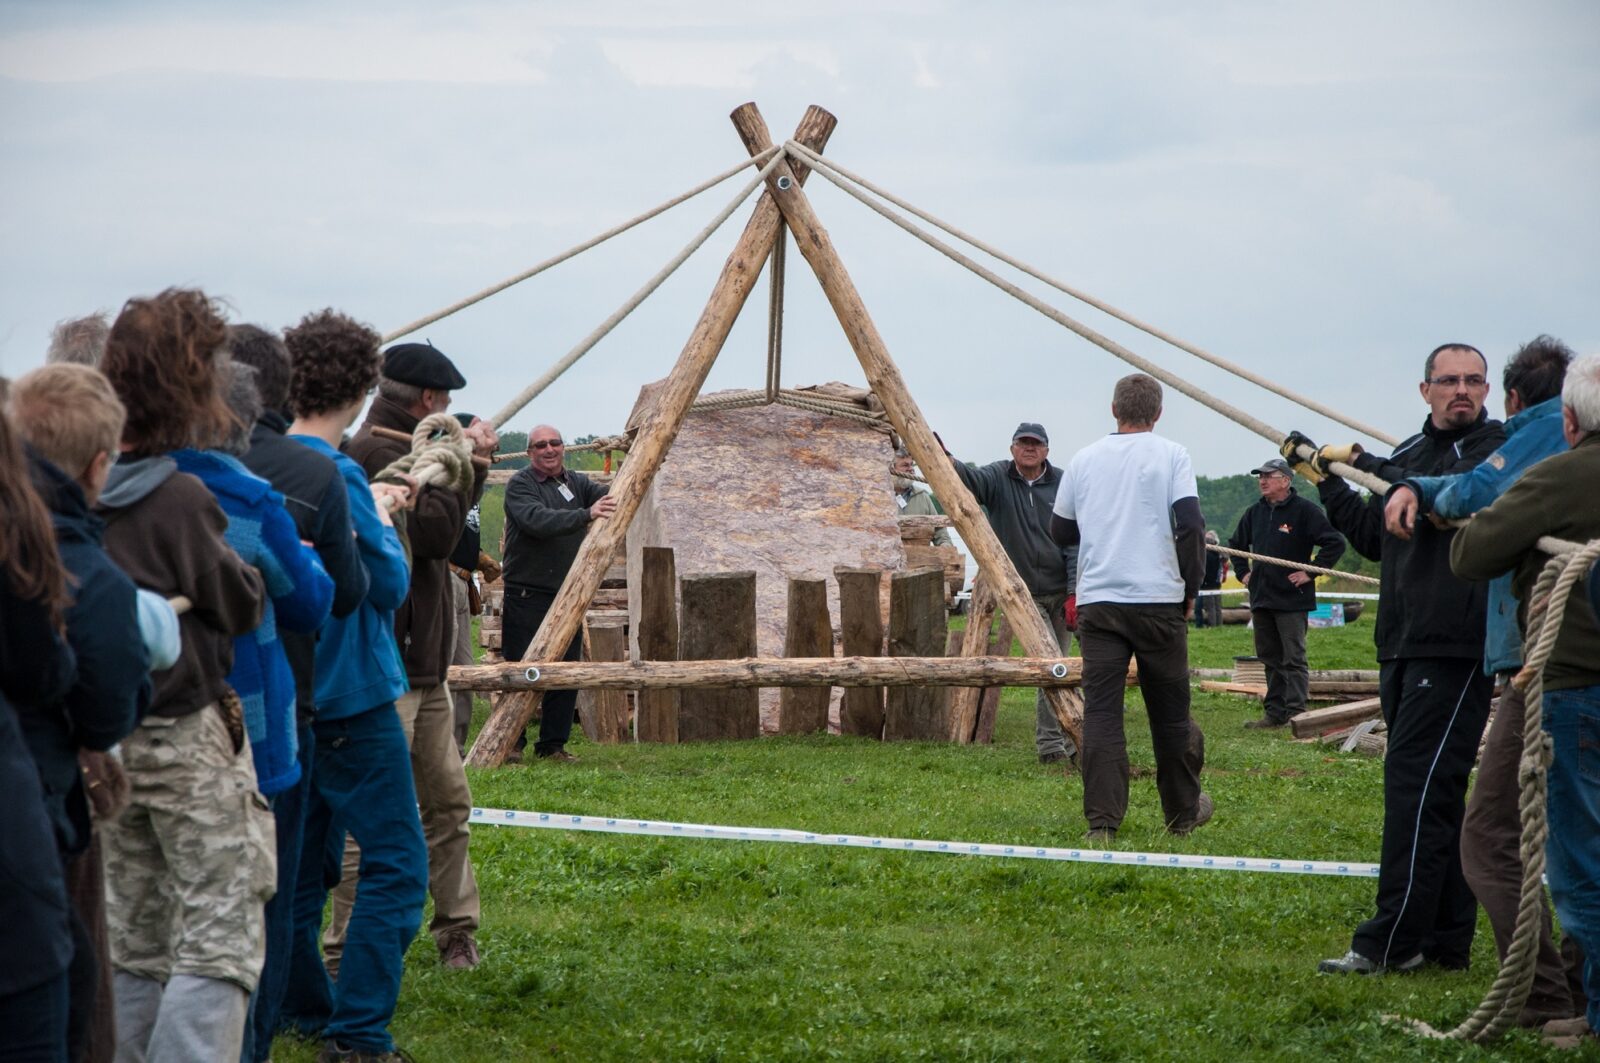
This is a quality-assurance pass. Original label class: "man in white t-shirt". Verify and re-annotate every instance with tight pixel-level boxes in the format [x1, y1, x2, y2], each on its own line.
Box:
[1050, 373, 1211, 842]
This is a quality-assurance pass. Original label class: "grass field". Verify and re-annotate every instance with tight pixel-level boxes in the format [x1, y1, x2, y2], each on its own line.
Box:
[270, 610, 1593, 1061]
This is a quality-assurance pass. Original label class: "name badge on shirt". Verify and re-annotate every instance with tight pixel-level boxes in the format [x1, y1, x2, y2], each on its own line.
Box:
[557, 483, 575, 502]
[896, 494, 908, 510]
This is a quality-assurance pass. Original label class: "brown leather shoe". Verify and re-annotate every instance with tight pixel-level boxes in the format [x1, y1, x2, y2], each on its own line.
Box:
[439, 930, 480, 970]
[539, 749, 581, 763]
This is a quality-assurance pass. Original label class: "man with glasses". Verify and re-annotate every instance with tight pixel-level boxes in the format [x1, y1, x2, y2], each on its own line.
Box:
[1283, 343, 1505, 976]
[944, 422, 1078, 767]
[1227, 457, 1344, 729]
[501, 426, 615, 762]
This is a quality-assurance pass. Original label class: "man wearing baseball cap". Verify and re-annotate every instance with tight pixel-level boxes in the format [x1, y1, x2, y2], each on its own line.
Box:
[944, 421, 1078, 766]
[1226, 458, 1344, 729]
[339, 341, 497, 970]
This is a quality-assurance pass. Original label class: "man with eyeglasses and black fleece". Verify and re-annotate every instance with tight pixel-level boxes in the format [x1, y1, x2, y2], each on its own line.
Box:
[501, 425, 615, 763]
[1283, 343, 1505, 977]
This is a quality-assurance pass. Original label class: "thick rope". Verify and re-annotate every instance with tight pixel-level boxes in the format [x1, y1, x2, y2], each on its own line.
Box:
[382, 147, 781, 344]
[1206, 543, 1379, 586]
[488, 149, 791, 430]
[784, 141, 1399, 447]
[375, 413, 476, 496]
[1404, 536, 1600, 1041]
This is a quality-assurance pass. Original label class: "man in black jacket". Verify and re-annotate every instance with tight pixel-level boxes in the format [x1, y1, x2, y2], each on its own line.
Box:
[501, 424, 614, 761]
[1229, 457, 1344, 729]
[1288, 343, 1505, 975]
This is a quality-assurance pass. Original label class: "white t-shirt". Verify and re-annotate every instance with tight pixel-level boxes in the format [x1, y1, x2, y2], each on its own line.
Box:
[1052, 431, 1198, 605]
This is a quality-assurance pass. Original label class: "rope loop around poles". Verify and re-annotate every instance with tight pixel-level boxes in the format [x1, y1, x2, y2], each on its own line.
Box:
[382, 146, 782, 344]
[1402, 535, 1600, 1042]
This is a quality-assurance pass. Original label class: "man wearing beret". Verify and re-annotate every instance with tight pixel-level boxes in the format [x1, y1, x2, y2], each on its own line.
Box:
[337, 342, 497, 970]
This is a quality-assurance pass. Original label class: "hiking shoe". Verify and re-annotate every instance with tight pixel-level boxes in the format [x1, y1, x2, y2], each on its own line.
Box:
[1039, 750, 1071, 765]
[318, 1041, 415, 1062]
[439, 930, 481, 970]
[1167, 792, 1213, 836]
[1084, 828, 1117, 846]
[504, 750, 523, 765]
[1243, 716, 1289, 730]
[538, 749, 580, 763]
[1543, 1017, 1595, 1038]
[1316, 950, 1423, 975]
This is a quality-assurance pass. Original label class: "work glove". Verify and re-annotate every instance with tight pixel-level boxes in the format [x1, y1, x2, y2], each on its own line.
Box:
[477, 550, 503, 585]
[1062, 594, 1078, 631]
[1278, 431, 1325, 484]
[1313, 443, 1365, 478]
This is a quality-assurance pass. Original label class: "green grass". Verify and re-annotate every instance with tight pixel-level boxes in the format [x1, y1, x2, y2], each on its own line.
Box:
[271, 611, 1591, 1061]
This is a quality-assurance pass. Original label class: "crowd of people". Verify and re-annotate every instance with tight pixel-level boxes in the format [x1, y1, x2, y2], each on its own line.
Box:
[2, 293, 1598, 1058]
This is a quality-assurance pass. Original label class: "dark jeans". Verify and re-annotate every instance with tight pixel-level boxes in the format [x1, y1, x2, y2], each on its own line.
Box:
[1078, 602, 1205, 832]
[0, 970, 69, 1063]
[245, 722, 315, 1062]
[281, 705, 426, 1054]
[1351, 657, 1492, 967]
[1543, 685, 1600, 1033]
[502, 585, 583, 756]
[1252, 609, 1309, 722]
[1461, 681, 1583, 1020]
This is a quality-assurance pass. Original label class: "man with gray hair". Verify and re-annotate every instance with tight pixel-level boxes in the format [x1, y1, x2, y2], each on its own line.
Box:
[46, 313, 111, 367]
[1452, 351, 1600, 1047]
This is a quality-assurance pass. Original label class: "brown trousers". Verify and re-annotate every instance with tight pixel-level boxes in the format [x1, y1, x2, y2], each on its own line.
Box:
[1078, 602, 1205, 833]
[1461, 681, 1587, 1020]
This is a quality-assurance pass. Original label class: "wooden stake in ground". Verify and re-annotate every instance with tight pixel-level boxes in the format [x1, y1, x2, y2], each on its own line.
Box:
[778, 577, 833, 734]
[884, 567, 950, 740]
[974, 613, 1015, 744]
[948, 575, 998, 742]
[678, 571, 759, 740]
[634, 546, 679, 742]
[733, 116, 1082, 748]
[467, 103, 838, 766]
[836, 566, 885, 737]
[583, 619, 629, 742]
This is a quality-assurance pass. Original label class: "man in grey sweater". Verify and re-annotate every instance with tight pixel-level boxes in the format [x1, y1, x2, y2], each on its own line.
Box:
[948, 422, 1078, 764]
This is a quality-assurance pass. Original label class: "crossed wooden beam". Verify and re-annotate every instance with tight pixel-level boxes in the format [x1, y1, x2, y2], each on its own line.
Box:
[466, 103, 1082, 767]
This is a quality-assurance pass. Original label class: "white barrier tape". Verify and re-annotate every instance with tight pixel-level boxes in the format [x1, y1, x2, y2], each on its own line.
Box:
[1198, 590, 1382, 601]
[469, 806, 1380, 879]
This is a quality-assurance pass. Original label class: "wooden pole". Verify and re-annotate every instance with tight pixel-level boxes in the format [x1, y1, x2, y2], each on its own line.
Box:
[777, 578, 833, 734]
[634, 546, 679, 743]
[884, 568, 949, 741]
[585, 619, 630, 742]
[733, 121, 1082, 749]
[449, 655, 1104, 691]
[948, 575, 997, 742]
[974, 613, 1015, 744]
[466, 103, 838, 766]
[835, 566, 885, 737]
[678, 571, 760, 740]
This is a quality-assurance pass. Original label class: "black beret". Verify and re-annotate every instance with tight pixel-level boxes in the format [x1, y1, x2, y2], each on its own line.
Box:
[383, 342, 466, 391]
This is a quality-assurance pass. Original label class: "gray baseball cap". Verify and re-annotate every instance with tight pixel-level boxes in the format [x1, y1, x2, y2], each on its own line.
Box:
[1012, 422, 1048, 444]
[1250, 457, 1292, 477]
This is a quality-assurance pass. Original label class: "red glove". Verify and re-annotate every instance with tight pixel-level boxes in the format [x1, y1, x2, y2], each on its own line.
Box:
[1062, 594, 1078, 631]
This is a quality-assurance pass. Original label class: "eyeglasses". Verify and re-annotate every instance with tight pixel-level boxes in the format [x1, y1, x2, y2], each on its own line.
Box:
[529, 439, 563, 451]
[1426, 375, 1487, 389]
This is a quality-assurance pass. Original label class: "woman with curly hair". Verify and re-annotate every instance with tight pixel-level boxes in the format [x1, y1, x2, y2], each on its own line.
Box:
[94, 288, 271, 1063]
[0, 395, 79, 1061]
[277, 310, 424, 1062]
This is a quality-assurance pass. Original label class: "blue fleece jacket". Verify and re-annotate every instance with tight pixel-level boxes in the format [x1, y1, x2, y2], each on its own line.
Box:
[290, 435, 411, 718]
[1402, 395, 1568, 675]
[174, 449, 333, 793]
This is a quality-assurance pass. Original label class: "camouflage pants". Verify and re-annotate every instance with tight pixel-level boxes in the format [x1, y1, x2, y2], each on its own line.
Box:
[103, 704, 277, 991]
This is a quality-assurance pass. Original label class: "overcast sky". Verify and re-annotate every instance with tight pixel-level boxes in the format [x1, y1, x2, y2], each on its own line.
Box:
[2, 1, 1596, 476]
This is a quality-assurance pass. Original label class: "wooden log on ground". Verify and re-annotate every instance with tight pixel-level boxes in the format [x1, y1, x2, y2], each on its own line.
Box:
[949, 575, 997, 743]
[584, 620, 629, 743]
[466, 103, 838, 766]
[634, 546, 679, 743]
[741, 111, 1083, 750]
[777, 578, 832, 735]
[974, 614, 1015, 744]
[836, 566, 885, 737]
[678, 571, 759, 740]
[1289, 697, 1384, 739]
[1200, 680, 1382, 699]
[884, 568, 949, 741]
[448, 655, 1092, 691]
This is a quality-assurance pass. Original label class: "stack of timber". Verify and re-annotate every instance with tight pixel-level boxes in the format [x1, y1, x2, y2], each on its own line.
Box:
[1199, 667, 1380, 701]
[898, 514, 966, 605]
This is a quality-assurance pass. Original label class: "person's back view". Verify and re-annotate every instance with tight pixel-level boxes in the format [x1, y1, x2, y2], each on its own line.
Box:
[1051, 374, 1210, 842]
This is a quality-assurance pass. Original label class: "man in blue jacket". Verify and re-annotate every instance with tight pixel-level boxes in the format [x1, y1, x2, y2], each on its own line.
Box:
[1382, 336, 1582, 1024]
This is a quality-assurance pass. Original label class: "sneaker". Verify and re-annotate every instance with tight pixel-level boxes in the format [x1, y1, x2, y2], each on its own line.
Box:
[1543, 1019, 1597, 1049]
[1543, 1017, 1595, 1037]
[1167, 792, 1214, 836]
[439, 930, 481, 970]
[317, 1041, 415, 1062]
[1316, 949, 1424, 975]
[1084, 827, 1117, 845]
[538, 749, 580, 763]
[1243, 717, 1288, 730]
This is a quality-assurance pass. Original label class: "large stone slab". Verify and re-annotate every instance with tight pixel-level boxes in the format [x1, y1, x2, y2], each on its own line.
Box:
[625, 383, 906, 733]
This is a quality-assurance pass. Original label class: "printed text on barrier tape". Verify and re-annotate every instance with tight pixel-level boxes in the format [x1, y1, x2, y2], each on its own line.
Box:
[468, 807, 1380, 878]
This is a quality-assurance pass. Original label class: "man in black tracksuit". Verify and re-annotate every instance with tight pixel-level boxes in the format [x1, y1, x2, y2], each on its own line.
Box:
[1288, 343, 1505, 975]
[1229, 457, 1344, 728]
[501, 425, 614, 761]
